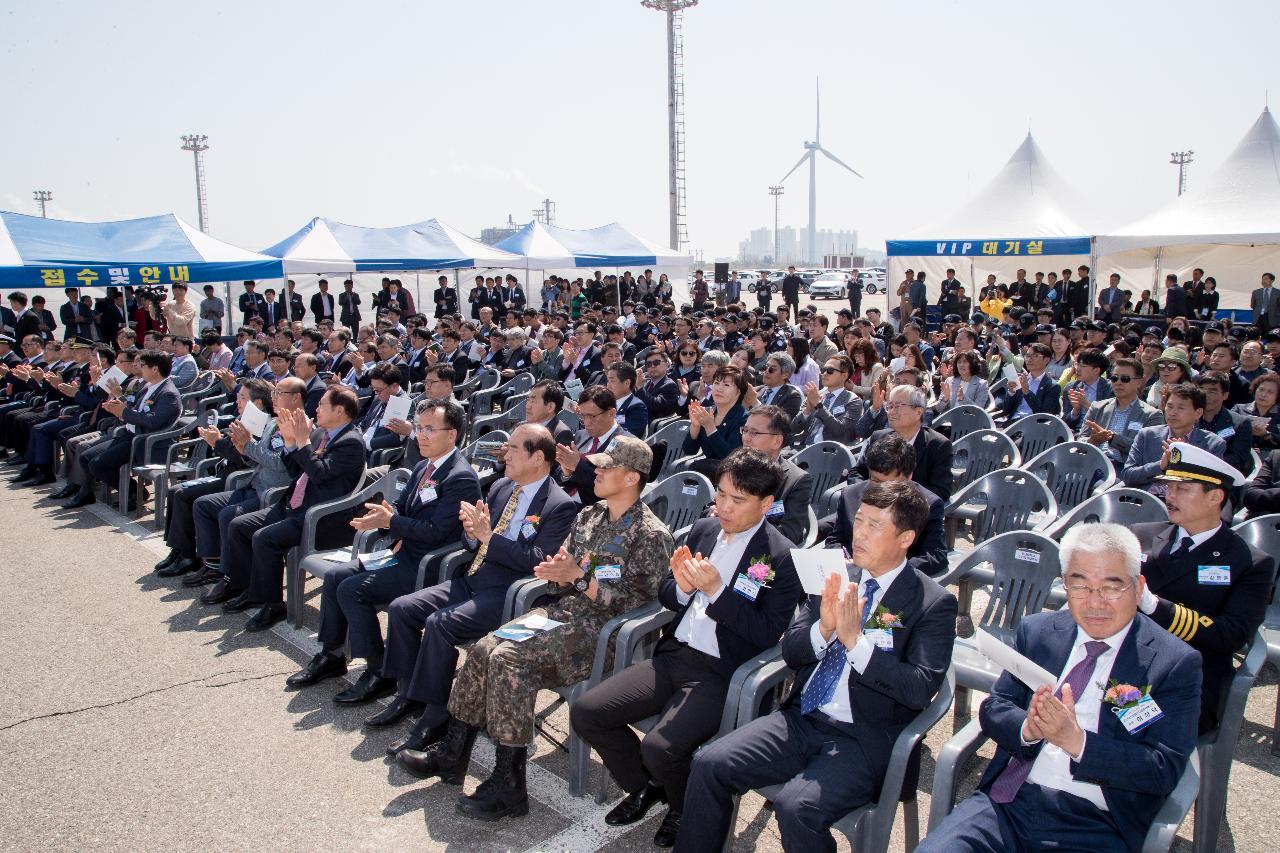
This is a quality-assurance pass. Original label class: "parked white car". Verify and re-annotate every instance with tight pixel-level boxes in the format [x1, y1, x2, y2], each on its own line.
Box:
[808, 272, 849, 299]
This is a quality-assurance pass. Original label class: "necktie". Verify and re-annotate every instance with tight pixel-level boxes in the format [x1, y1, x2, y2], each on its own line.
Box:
[588, 435, 601, 454]
[288, 431, 330, 510]
[392, 462, 437, 554]
[1170, 535, 1193, 558]
[468, 484, 523, 575]
[800, 579, 880, 714]
[989, 640, 1110, 803]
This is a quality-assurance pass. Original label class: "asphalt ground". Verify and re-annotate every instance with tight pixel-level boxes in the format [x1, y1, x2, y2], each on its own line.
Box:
[1, 464, 1277, 852]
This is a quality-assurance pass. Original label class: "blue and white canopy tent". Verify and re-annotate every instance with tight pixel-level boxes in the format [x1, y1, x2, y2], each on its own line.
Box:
[495, 221, 694, 304]
[261, 217, 523, 274]
[886, 133, 1093, 308]
[0, 211, 283, 288]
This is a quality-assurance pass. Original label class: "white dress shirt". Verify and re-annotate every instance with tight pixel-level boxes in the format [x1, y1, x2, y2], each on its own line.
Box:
[674, 518, 766, 658]
[127, 380, 164, 434]
[501, 475, 548, 542]
[804, 561, 906, 723]
[1025, 620, 1133, 811]
[1015, 371, 1047, 419]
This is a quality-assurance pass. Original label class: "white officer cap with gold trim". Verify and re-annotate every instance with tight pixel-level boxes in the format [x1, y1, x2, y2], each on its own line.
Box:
[1155, 442, 1246, 488]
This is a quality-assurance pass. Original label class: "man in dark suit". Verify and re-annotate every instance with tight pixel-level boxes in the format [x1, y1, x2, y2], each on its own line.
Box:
[433, 275, 458, 319]
[1121, 385, 1227, 493]
[238, 281, 267, 327]
[681, 481, 956, 852]
[781, 266, 803, 323]
[572, 449, 801, 847]
[370, 424, 577, 745]
[920, 523, 1201, 853]
[854, 384, 955, 502]
[608, 362, 650, 438]
[828, 434, 947, 577]
[467, 275, 487, 320]
[10, 293, 44, 343]
[203, 386, 367, 631]
[794, 354, 862, 445]
[636, 350, 681, 420]
[555, 386, 629, 505]
[286, 280, 306, 322]
[1162, 273, 1188, 319]
[310, 279, 336, 324]
[998, 343, 1062, 421]
[1061, 348, 1114, 430]
[1250, 272, 1280, 334]
[62, 348, 182, 509]
[1131, 444, 1272, 732]
[96, 289, 128, 346]
[525, 380, 575, 447]
[559, 322, 603, 386]
[1096, 273, 1125, 323]
[286, 399, 482, 696]
[754, 352, 803, 420]
[338, 279, 362, 328]
[261, 288, 287, 331]
[739, 405, 814, 545]
[403, 328, 433, 386]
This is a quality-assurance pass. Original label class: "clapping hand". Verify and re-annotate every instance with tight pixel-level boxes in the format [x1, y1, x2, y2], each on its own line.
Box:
[534, 546, 585, 584]
[197, 424, 221, 448]
[671, 547, 721, 597]
[669, 545, 696, 593]
[688, 400, 715, 431]
[1067, 387, 1086, 413]
[675, 377, 689, 398]
[555, 442, 582, 473]
[1027, 684, 1084, 758]
[871, 379, 885, 412]
[102, 398, 126, 417]
[228, 420, 251, 452]
[386, 417, 412, 436]
[351, 499, 395, 531]
[459, 499, 492, 544]
[803, 381, 822, 408]
[1083, 418, 1113, 446]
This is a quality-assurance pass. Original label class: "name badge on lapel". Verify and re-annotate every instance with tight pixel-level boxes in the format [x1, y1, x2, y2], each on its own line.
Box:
[594, 564, 622, 582]
[520, 520, 538, 539]
[1197, 565, 1231, 585]
[732, 573, 762, 601]
[418, 486, 438, 504]
[864, 628, 894, 651]
[1115, 696, 1164, 734]
[766, 500, 785, 517]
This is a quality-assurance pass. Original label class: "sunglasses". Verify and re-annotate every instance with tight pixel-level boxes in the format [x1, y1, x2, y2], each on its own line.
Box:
[764, 365, 781, 374]
[678, 350, 697, 356]
[821, 367, 845, 375]
[644, 360, 665, 367]
[1112, 374, 1137, 383]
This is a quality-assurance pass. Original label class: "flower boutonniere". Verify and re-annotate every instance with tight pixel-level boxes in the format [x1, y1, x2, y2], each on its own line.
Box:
[524, 515, 540, 527]
[865, 604, 903, 630]
[1103, 680, 1152, 710]
[745, 555, 775, 586]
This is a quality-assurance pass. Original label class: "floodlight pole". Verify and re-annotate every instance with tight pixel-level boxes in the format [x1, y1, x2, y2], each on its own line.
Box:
[180, 134, 210, 233]
[769, 186, 784, 264]
[32, 191, 52, 218]
[642, 0, 697, 252]
[1170, 150, 1194, 197]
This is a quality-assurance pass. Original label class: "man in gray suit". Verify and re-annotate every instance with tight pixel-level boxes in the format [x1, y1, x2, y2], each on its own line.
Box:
[1095, 272, 1125, 323]
[754, 352, 803, 420]
[793, 354, 862, 445]
[1121, 383, 1226, 493]
[1250, 272, 1279, 334]
[1077, 357, 1163, 468]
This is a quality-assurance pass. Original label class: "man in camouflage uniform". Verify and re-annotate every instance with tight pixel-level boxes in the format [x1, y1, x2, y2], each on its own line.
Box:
[397, 435, 674, 822]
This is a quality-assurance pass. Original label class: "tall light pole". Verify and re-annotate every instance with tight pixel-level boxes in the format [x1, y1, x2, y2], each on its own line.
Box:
[768, 186, 784, 264]
[1170, 150, 1194, 196]
[180, 134, 210, 232]
[32, 191, 52, 218]
[642, 0, 696, 252]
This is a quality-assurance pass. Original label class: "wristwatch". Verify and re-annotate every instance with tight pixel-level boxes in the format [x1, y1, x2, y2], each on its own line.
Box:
[573, 574, 591, 593]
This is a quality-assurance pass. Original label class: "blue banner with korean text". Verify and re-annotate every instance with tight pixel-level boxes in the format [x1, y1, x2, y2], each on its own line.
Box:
[886, 237, 1092, 257]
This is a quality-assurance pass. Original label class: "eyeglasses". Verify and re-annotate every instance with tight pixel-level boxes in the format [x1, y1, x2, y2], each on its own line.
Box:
[1112, 375, 1137, 383]
[1064, 581, 1134, 601]
[821, 367, 846, 375]
[577, 409, 609, 420]
[416, 425, 456, 435]
[678, 350, 697, 357]
[739, 427, 780, 438]
[645, 360, 665, 367]
[886, 402, 921, 411]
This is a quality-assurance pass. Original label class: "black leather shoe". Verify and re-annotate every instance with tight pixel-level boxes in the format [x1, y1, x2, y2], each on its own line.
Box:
[455, 744, 528, 820]
[366, 696, 425, 728]
[157, 557, 201, 578]
[605, 782, 668, 826]
[398, 719, 479, 784]
[18, 467, 55, 487]
[386, 712, 445, 755]
[221, 591, 255, 613]
[199, 578, 235, 605]
[63, 492, 96, 508]
[244, 604, 287, 632]
[4, 455, 26, 467]
[12, 466, 38, 484]
[653, 810, 682, 848]
[182, 565, 224, 588]
[286, 653, 348, 688]
[334, 670, 397, 705]
[154, 549, 181, 572]
[49, 483, 78, 500]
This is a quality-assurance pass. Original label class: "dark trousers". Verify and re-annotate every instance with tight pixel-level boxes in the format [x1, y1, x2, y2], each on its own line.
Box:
[380, 577, 508, 708]
[28, 415, 75, 465]
[192, 487, 260, 560]
[223, 502, 301, 604]
[82, 434, 134, 493]
[12, 407, 56, 455]
[0, 400, 33, 447]
[164, 477, 230, 555]
[569, 640, 729, 812]
[678, 706, 877, 853]
[319, 557, 419, 664]
[917, 787, 1127, 853]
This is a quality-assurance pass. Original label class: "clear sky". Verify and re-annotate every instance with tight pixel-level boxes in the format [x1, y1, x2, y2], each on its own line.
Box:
[2, 0, 1277, 261]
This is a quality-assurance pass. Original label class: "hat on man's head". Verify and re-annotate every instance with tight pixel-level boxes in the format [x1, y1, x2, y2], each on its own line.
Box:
[70, 335, 95, 349]
[1144, 325, 1162, 337]
[1204, 321, 1225, 334]
[0, 332, 15, 346]
[586, 435, 652, 476]
[1155, 442, 1246, 488]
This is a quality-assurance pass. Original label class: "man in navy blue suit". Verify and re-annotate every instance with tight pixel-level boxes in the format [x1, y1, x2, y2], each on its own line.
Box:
[679, 480, 956, 852]
[998, 342, 1063, 421]
[285, 399, 482, 698]
[920, 523, 1201, 853]
[607, 362, 650, 438]
[572, 449, 801, 848]
[63, 348, 181, 509]
[373, 423, 578, 749]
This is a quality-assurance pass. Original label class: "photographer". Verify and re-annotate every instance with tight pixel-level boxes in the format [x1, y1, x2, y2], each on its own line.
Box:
[132, 286, 168, 336]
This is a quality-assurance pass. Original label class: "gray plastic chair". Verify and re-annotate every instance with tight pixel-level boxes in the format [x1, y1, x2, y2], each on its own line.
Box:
[721, 665, 955, 853]
[1234, 514, 1280, 753]
[645, 419, 690, 481]
[461, 431, 508, 485]
[930, 720, 1200, 852]
[791, 441, 856, 502]
[642, 470, 715, 533]
[1042, 487, 1169, 540]
[1004, 413, 1072, 461]
[943, 469, 1058, 549]
[454, 366, 498, 401]
[933, 404, 993, 442]
[1021, 440, 1116, 513]
[950, 429, 1020, 493]
[939, 531, 1062, 720]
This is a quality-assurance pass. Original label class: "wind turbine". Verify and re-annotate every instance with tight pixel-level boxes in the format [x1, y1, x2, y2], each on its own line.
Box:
[778, 78, 863, 264]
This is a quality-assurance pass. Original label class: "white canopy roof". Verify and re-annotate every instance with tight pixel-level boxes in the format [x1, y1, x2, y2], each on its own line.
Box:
[1098, 108, 1280, 254]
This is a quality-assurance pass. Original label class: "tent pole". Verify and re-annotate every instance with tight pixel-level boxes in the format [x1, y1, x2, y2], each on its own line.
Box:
[1153, 247, 1164, 304]
[1088, 237, 1097, 321]
[415, 273, 422, 321]
[224, 281, 232, 336]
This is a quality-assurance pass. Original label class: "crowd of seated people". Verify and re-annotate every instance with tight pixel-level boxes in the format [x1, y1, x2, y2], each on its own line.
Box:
[2, 265, 1276, 851]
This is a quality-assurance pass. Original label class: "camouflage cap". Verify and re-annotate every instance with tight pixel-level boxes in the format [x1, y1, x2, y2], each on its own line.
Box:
[587, 434, 652, 476]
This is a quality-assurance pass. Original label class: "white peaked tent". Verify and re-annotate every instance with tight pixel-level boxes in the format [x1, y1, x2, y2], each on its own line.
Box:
[887, 134, 1093, 303]
[261, 217, 522, 274]
[1097, 108, 1280, 312]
